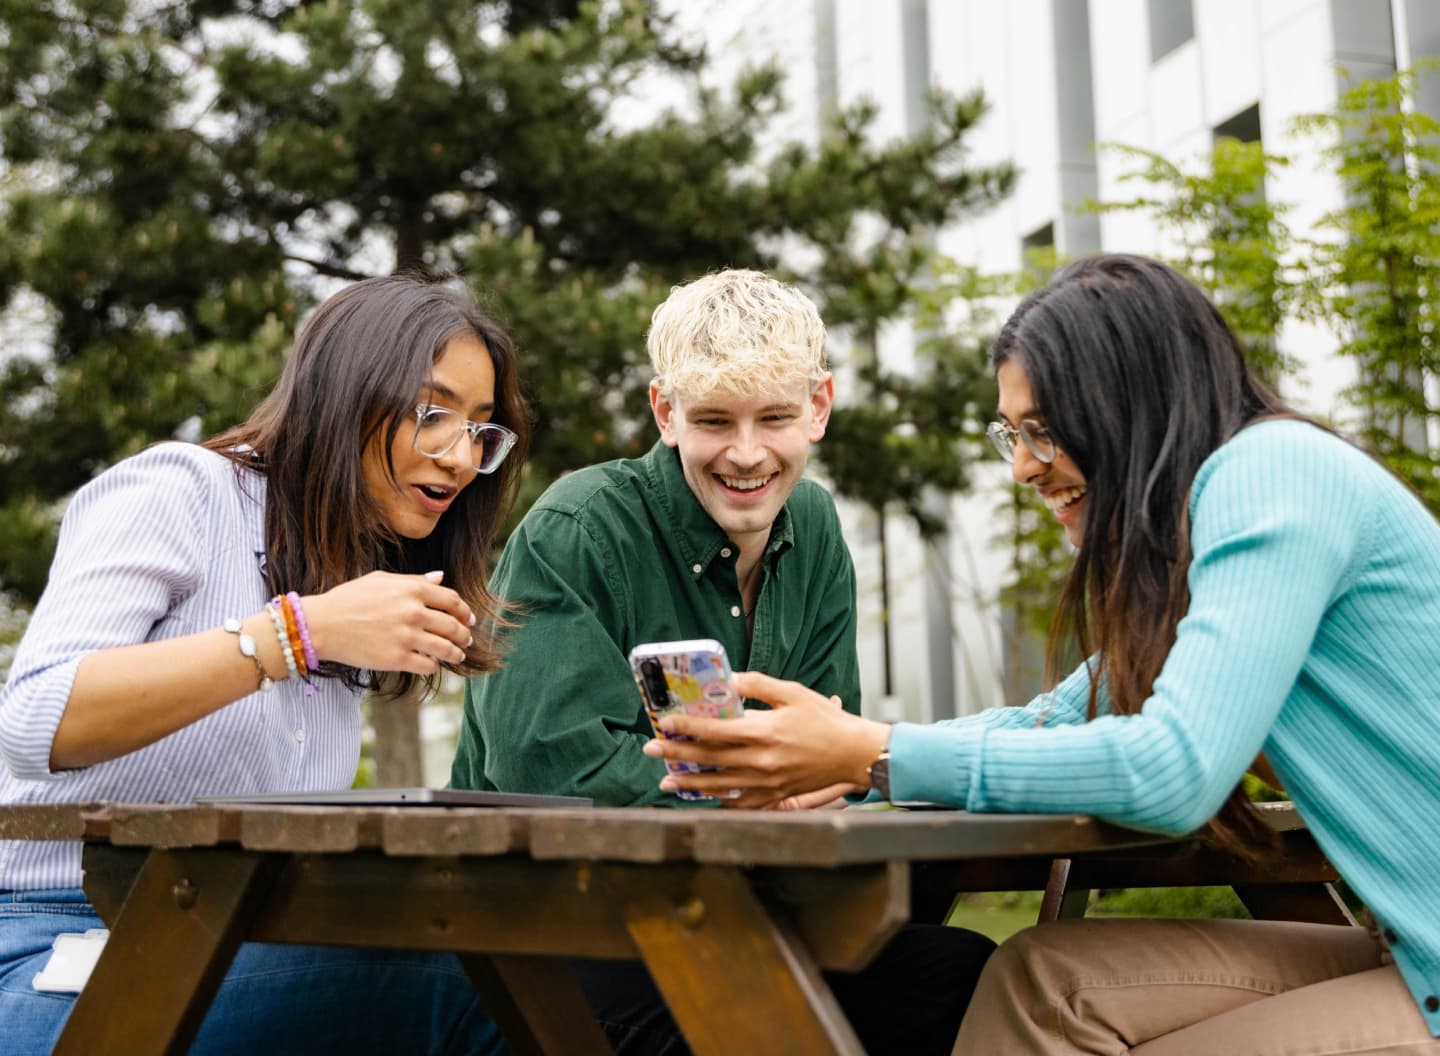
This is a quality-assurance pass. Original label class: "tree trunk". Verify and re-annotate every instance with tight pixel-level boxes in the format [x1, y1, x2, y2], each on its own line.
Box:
[373, 688, 425, 787]
[395, 197, 427, 273]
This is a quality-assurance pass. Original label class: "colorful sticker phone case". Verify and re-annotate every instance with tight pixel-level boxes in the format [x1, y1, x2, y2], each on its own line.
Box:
[629, 639, 743, 801]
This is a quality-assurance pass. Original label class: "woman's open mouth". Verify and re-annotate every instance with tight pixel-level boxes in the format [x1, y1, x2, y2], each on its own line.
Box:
[1043, 484, 1087, 521]
[412, 483, 457, 514]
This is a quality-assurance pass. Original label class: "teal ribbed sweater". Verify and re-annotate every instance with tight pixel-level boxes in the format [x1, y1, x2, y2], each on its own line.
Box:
[889, 420, 1440, 1033]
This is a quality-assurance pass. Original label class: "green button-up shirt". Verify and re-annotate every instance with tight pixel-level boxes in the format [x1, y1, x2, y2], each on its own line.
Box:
[451, 441, 860, 806]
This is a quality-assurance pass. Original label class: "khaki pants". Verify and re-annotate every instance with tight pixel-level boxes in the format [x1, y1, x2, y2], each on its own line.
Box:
[954, 918, 1440, 1055]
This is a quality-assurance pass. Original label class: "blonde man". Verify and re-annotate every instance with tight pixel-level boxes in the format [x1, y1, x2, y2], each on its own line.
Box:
[452, 270, 995, 1055]
[453, 269, 851, 804]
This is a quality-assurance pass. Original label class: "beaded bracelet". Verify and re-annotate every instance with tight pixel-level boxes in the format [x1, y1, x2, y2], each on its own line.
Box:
[287, 591, 319, 672]
[265, 600, 302, 683]
[275, 594, 317, 697]
[276, 595, 307, 677]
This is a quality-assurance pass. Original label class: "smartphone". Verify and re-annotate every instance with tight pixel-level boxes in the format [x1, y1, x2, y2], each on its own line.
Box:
[628, 638, 744, 802]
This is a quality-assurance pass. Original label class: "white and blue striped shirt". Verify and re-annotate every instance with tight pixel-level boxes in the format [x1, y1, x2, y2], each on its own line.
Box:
[0, 442, 363, 890]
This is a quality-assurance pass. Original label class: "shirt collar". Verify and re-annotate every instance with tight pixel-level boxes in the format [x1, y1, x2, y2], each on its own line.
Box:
[641, 441, 794, 579]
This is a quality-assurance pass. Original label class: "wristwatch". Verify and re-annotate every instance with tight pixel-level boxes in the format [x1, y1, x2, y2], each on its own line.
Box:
[867, 748, 892, 800]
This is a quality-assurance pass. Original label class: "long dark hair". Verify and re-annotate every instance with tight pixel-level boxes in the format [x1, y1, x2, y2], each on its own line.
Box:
[991, 254, 1296, 855]
[205, 273, 531, 697]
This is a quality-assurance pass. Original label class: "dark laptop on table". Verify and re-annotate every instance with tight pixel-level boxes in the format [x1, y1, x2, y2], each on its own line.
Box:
[197, 788, 592, 808]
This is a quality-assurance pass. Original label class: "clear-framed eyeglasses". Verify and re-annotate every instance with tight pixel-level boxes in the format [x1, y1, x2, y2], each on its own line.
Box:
[986, 419, 1057, 465]
[412, 404, 518, 474]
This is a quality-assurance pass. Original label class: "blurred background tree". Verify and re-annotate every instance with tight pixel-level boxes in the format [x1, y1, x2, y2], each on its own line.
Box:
[985, 250, 1072, 703]
[1086, 66, 1440, 513]
[1085, 138, 1300, 382]
[821, 259, 1007, 538]
[0, 0, 1014, 612]
[1295, 65, 1440, 512]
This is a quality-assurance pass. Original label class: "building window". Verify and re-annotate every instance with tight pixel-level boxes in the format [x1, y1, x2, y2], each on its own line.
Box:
[1149, 0, 1194, 61]
[1213, 103, 1262, 144]
[1022, 222, 1055, 253]
[1021, 222, 1056, 278]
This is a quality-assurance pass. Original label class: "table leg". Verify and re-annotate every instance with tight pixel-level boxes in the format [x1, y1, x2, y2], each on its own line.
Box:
[459, 953, 613, 1056]
[1039, 858, 1091, 922]
[56, 847, 278, 1056]
[608, 864, 865, 1056]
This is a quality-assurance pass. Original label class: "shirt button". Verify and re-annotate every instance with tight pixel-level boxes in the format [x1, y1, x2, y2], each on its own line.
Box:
[720, 547, 732, 558]
[731, 605, 741, 618]
[1426, 995, 1439, 1013]
[691, 563, 702, 574]
[294, 728, 305, 743]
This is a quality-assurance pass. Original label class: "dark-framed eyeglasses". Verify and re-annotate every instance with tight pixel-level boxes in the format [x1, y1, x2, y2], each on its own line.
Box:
[412, 404, 518, 474]
[986, 419, 1057, 465]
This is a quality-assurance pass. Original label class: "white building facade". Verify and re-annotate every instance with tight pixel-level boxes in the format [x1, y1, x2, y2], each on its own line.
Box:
[668, 0, 1440, 723]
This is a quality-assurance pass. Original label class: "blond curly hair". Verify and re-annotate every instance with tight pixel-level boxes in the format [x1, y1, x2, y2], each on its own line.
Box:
[648, 269, 828, 400]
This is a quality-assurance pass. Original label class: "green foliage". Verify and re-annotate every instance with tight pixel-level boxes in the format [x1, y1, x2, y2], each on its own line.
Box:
[1294, 65, 1440, 510]
[989, 249, 1072, 675]
[943, 890, 1045, 943]
[0, 0, 307, 588]
[0, 599, 30, 682]
[946, 886, 1252, 945]
[1090, 66, 1440, 512]
[1242, 772, 1288, 803]
[0, 498, 58, 607]
[824, 262, 1008, 535]
[995, 482, 1068, 641]
[0, 0, 1015, 599]
[1091, 885, 1250, 920]
[1087, 137, 1298, 379]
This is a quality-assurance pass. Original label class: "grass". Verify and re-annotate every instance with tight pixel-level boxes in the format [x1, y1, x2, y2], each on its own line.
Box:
[944, 886, 1252, 944]
[944, 893, 1046, 944]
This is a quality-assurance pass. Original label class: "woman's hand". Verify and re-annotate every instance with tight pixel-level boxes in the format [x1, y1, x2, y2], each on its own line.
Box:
[301, 570, 475, 675]
[642, 671, 891, 809]
[771, 695, 860, 808]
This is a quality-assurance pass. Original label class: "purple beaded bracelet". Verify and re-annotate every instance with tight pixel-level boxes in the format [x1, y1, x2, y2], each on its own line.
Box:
[287, 591, 319, 672]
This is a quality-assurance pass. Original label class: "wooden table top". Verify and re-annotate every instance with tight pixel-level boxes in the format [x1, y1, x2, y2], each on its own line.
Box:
[0, 799, 1307, 865]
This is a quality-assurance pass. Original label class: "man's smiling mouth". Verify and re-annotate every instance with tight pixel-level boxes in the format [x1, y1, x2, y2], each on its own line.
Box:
[719, 473, 776, 492]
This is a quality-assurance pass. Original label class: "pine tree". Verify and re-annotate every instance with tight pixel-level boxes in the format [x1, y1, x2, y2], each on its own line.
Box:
[0, 0, 1014, 603]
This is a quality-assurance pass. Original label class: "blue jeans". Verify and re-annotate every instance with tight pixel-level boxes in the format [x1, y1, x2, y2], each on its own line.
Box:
[0, 889, 505, 1056]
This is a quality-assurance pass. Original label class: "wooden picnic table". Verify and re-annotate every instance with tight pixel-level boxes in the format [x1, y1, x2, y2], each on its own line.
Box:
[0, 801, 1348, 1056]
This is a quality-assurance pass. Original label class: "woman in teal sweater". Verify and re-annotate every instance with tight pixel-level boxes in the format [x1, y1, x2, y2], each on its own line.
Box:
[645, 254, 1440, 1052]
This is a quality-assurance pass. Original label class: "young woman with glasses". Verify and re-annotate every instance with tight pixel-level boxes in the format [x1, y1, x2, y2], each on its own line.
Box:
[645, 254, 1440, 1053]
[0, 274, 528, 1055]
